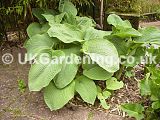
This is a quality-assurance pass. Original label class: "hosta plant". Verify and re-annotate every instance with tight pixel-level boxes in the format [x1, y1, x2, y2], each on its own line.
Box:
[25, 0, 121, 110]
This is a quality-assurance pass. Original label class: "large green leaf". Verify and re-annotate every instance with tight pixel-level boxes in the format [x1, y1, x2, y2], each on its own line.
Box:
[112, 28, 142, 38]
[75, 76, 97, 104]
[135, 27, 160, 45]
[27, 22, 50, 38]
[121, 103, 144, 120]
[27, 23, 41, 38]
[59, 0, 77, 16]
[28, 50, 65, 91]
[24, 33, 56, 61]
[63, 13, 77, 25]
[76, 16, 96, 28]
[83, 66, 113, 80]
[48, 23, 84, 43]
[82, 38, 119, 73]
[106, 36, 129, 55]
[106, 77, 124, 90]
[107, 14, 141, 38]
[84, 27, 111, 41]
[107, 14, 132, 28]
[32, 8, 57, 23]
[54, 54, 79, 88]
[42, 12, 65, 26]
[44, 81, 75, 111]
[82, 55, 97, 70]
[32, 8, 46, 22]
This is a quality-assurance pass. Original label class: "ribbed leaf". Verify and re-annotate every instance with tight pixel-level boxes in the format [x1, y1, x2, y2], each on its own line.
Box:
[54, 54, 79, 88]
[107, 14, 132, 28]
[27, 23, 41, 38]
[24, 33, 56, 61]
[83, 66, 113, 80]
[32, 8, 57, 23]
[59, 0, 77, 16]
[27, 22, 50, 38]
[75, 76, 97, 104]
[135, 27, 160, 45]
[82, 38, 119, 73]
[44, 81, 75, 110]
[42, 12, 65, 26]
[48, 23, 83, 43]
[76, 16, 96, 28]
[107, 14, 141, 38]
[112, 28, 142, 38]
[84, 27, 111, 41]
[28, 50, 65, 91]
[106, 36, 129, 56]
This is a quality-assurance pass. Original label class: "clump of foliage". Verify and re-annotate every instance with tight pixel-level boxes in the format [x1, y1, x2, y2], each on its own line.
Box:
[25, 0, 121, 110]
[25, 0, 160, 119]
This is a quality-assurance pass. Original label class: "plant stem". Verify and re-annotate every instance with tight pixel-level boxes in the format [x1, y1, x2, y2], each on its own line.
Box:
[116, 65, 125, 80]
[100, 0, 104, 28]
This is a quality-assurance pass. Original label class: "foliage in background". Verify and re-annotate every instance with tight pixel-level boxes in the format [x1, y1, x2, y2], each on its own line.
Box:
[107, 0, 140, 13]
[107, 0, 160, 14]
[0, 0, 94, 42]
[138, 0, 160, 13]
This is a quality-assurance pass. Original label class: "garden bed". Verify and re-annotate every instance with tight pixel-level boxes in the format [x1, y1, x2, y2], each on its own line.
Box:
[0, 1, 160, 118]
[1, 20, 159, 119]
